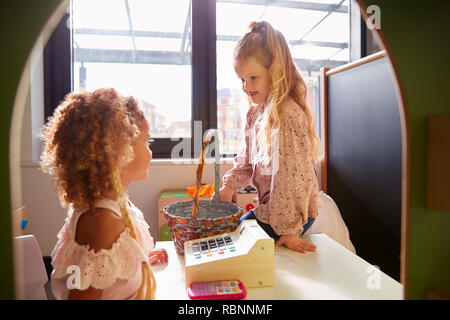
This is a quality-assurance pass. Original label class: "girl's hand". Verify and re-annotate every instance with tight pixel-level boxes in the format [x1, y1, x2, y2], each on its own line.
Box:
[275, 234, 316, 254]
[148, 248, 168, 265]
[211, 185, 235, 202]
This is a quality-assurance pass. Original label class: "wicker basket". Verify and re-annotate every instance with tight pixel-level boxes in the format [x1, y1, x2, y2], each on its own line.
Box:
[164, 200, 243, 255]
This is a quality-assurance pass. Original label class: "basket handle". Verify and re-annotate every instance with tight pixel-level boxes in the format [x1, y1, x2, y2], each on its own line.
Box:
[192, 129, 220, 219]
[207, 129, 220, 203]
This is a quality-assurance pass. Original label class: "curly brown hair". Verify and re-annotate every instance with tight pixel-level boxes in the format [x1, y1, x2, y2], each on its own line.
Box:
[40, 88, 145, 209]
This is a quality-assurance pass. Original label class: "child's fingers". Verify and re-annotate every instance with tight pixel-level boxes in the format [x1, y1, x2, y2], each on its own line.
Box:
[155, 252, 167, 263]
[162, 250, 169, 262]
[149, 249, 169, 264]
[149, 255, 165, 265]
[299, 240, 316, 250]
[158, 249, 168, 263]
[292, 243, 306, 253]
[275, 235, 316, 254]
[149, 256, 159, 265]
[286, 238, 315, 253]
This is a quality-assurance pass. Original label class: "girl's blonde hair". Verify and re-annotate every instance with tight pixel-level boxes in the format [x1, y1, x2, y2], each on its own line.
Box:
[234, 21, 321, 164]
[40, 88, 155, 299]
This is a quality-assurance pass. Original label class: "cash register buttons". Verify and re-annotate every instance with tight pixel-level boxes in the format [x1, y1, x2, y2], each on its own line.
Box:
[191, 236, 236, 257]
[200, 242, 210, 254]
[217, 238, 225, 247]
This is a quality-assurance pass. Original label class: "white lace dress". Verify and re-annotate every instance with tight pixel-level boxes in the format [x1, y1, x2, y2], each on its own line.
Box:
[50, 198, 154, 300]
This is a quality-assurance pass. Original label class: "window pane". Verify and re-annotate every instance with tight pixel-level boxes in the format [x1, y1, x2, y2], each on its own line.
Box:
[72, 0, 192, 138]
[216, 0, 349, 155]
[302, 12, 349, 43]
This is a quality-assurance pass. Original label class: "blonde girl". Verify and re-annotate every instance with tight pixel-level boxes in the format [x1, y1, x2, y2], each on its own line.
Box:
[219, 21, 321, 253]
[41, 88, 167, 299]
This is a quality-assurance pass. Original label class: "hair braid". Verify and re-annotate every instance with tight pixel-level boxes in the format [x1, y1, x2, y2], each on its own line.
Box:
[112, 171, 156, 300]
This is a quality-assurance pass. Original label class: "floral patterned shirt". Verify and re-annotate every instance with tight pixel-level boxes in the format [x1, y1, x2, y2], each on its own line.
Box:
[222, 98, 320, 237]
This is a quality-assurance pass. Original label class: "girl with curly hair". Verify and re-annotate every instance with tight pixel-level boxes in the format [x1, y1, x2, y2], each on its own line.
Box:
[218, 21, 322, 254]
[41, 88, 167, 300]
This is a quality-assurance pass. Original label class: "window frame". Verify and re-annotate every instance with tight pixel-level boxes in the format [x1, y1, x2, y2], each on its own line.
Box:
[44, 0, 360, 159]
[44, 11, 72, 122]
[44, 0, 217, 159]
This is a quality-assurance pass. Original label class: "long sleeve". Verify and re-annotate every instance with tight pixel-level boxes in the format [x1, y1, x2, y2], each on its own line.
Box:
[254, 103, 320, 237]
[222, 107, 256, 193]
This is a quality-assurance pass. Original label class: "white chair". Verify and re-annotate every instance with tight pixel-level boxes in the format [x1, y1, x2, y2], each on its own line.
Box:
[14, 235, 48, 300]
[303, 191, 356, 254]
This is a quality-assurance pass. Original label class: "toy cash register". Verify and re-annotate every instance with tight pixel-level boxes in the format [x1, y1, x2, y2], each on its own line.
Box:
[184, 220, 274, 288]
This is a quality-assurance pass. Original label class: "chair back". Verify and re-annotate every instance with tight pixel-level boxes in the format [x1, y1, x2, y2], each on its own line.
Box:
[14, 235, 48, 299]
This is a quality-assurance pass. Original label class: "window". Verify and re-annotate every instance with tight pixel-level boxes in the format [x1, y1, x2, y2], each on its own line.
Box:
[46, 0, 351, 158]
[68, 0, 217, 158]
[72, 0, 192, 139]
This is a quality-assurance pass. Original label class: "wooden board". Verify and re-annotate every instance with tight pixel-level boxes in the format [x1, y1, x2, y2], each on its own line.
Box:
[152, 235, 403, 300]
[427, 115, 450, 213]
[426, 288, 450, 300]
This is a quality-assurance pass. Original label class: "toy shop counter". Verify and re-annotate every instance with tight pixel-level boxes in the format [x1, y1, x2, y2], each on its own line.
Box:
[151, 234, 403, 300]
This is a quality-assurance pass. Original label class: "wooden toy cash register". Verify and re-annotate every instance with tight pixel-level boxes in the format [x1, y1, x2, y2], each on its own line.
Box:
[184, 220, 274, 288]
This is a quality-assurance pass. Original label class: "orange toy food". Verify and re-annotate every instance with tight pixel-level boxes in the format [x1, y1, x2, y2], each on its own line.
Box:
[187, 184, 211, 197]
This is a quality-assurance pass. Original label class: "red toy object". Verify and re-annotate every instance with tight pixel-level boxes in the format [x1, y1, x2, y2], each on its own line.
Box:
[187, 280, 247, 300]
[246, 203, 255, 212]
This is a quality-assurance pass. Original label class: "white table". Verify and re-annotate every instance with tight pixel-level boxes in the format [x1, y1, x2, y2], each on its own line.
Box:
[152, 234, 403, 300]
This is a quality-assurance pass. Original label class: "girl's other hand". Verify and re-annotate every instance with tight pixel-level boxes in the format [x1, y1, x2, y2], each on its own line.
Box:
[211, 185, 235, 202]
[275, 235, 316, 254]
[148, 248, 168, 265]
